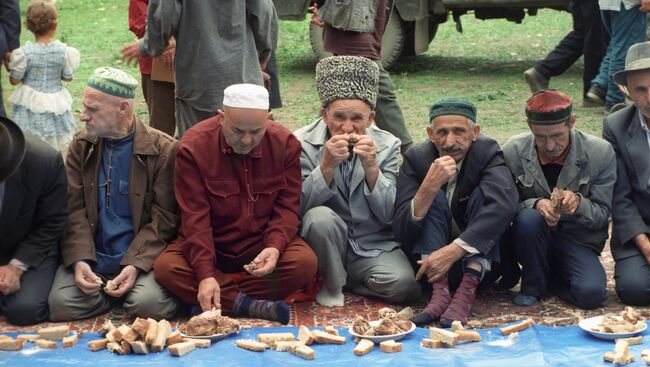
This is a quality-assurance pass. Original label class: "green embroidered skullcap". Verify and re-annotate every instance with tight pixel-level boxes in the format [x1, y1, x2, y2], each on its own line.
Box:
[87, 67, 139, 99]
[429, 97, 477, 123]
[525, 90, 573, 125]
[316, 56, 379, 109]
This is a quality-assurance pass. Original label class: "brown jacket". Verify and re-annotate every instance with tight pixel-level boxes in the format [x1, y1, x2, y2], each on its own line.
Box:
[61, 118, 178, 272]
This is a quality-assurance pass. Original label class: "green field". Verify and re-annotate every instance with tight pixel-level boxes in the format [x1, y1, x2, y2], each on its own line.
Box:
[2, 0, 603, 145]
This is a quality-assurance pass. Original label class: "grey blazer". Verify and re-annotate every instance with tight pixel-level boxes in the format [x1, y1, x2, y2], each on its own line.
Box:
[503, 128, 616, 253]
[294, 118, 400, 252]
[603, 105, 650, 260]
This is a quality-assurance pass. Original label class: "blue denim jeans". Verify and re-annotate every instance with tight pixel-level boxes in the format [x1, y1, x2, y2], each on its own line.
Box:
[591, 4, 647, 106]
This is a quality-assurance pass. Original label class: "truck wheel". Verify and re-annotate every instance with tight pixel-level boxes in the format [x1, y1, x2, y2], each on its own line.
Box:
[308, 14, 406, 69]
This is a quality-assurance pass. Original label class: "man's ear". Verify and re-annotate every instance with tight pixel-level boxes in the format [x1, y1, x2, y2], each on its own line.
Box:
[217, 109, 225, 119]
[427, 125, 434, 141]
[119, 100, 130, 114]
[367, 111, 376, 127]
[320, 107, 327, 121]
[472, 124, 480, 141]
[568, 113, 577, 129]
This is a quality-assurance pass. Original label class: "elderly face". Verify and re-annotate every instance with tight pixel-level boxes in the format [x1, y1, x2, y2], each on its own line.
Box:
[219, 107, 269, 155]
[80, 87, 124, 138]
[529, 117, 575, 160]
[321, 99, 375, 137]
[427, 115, 479, 162]
[627, 70, 650, 121]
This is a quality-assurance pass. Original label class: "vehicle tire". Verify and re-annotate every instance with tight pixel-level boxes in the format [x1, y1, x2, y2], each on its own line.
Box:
[401, 17, 439, 57]
[308, 14, 406, 69]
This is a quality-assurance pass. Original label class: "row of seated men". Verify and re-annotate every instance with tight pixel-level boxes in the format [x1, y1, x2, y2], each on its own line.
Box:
[1, 42, 649, 328]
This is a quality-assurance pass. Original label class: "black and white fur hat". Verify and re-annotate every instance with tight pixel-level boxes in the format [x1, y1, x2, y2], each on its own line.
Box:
[316, 56, 379, 110]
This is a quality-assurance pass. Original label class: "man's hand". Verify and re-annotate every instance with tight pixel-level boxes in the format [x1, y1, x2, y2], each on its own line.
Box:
[0, 264, 23, 295]
[121, 40, 142, 66]
[535, 199, 561, 227]
[74, 261, 102, 295]
[244, 248, 280, 277]
[309, 3, 325, 27]
[641, 0, 650, 12]
[3, 52, 11, 72]
[634, 233, 650, 265]
[558, 189, 580, 215]
[104, 265, 138, 298]
[424, 156, 457, 190]
[353, 135, 378, 172]
[197, 277, 221, 312]
[161, 47, 174, 71]
[416, 244, 466, 283]
[320, 134, 352, 184]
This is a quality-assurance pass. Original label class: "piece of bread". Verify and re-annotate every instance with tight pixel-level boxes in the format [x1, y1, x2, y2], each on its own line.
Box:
[421, 338, 444, 349]
[257, 332, 295, 347]
[130, 340, 149, 355]
[112, 325, 134, 343]
[62, 334, 78, 348]
[451, 321, 464, 331]
[298, 325, 314, 345]
[379, 340, 402, 353]
[235, 339, 267, 352]
[353, 339, 374, 356]
[429, 327, 459, 346]
[98, 320, 115, 336]
[130, 317, 151, 337]
[312, 330, 346, 345]
[500, 318, 535, 335]
[168, 341, 195, 357]
[0, 338, 25, 351]
[292, 344, 315, 360]
[508, 332, 519, 340]
[274, 341, 300, 352]
[38, 325, 69, 341]
[107, 342, 126, 355]
[324, 326, 339, 336]
[35, 339, 57, 349]
[151, 320, 172, 352]
[145, 318, 158, 345]
[166, 331, 185, 346]
[615, 336, 643, 346]
[16, 334, 40, 342]
[105, 329, 118, 343]
[87, 339, 109, 351]
[121, 340, 132, 354]
[183, 338, 212, 348]
[642, 356, 650, 366]
[104, 280, 118, 292]
[456, 330, 482, 342]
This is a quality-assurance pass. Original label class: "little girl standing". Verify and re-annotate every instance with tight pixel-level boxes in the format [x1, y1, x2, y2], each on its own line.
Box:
[8, 1, 80, 154]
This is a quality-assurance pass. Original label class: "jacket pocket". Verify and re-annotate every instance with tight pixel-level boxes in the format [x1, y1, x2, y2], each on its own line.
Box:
[515, 174, 537, 199]
[205, 179, 241, 219]
[251, 175, 286, 218]
[114, 179, 132, 217]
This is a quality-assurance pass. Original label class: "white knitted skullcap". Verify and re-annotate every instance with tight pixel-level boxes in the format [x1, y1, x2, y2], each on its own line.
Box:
[223, 83, 269, 110]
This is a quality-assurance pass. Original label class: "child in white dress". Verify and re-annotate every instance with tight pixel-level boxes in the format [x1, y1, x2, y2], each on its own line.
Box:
[8, 1, 80, 153]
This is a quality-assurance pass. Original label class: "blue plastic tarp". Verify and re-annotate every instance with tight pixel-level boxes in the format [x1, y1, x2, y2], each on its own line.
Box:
[0, 322, 647, 366]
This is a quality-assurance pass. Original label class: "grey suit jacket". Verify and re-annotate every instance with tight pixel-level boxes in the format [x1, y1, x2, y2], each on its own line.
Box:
[503, 128, 616, 253]
[295, 118, 400, 252]
[603, 105, 650, 260]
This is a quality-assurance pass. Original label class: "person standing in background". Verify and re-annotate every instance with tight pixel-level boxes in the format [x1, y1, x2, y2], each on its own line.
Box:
[0, 0, 20, 117]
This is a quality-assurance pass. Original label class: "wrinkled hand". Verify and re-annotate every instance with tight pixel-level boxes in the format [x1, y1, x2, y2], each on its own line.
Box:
[244, 248, 280, 277]
[74, 261, 102, 295]
[635, 233, 650, 265]
[161, 47, 174, 71]
[0, 264, 22, 295]
[558, 189, 580, 215]
[641, 0, 650, 12]
[197, 277, 221, 312]
[353, 135, 378, 173]
[535, 198, 561, 227]
[3, 52, 11, 72]
[423, 155, 457, 190]
[120, 40, 142, 66]
[104, 265, 138, 298]
[321, 134, 352, 173]
[309, 4, 325, 27]
[416, 244, 466, 283]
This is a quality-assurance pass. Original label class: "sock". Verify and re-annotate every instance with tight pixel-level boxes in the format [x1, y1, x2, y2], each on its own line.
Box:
[232, 292, 290, 324]
[440, 270, 480, 327]
[412, 278, 451, 326]
[315, 286, 344, 307]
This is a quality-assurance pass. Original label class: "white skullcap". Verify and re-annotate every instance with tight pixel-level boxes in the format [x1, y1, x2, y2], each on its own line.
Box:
[223, 83, 269, 110]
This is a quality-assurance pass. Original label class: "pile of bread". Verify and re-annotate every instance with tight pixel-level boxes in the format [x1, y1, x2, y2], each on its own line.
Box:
[593, 307, 646, 334]
[0, 325, 78, 350]
[235, 325, 346, 360]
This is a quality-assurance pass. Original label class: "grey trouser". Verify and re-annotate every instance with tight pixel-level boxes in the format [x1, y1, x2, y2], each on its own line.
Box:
[373, 60, 413, 147]
[175, 99, 217, 137]
[300, 206, 421, 303]
[48, 265, 180, 321]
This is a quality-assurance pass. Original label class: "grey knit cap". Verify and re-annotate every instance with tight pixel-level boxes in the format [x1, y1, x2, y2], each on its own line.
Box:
[316, 56, 379, 109]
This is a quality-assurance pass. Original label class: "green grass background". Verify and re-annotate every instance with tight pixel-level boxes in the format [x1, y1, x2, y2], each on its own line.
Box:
[2, 0, 605, 145]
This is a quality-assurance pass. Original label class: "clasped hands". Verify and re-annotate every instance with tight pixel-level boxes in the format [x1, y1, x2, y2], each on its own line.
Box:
[536, 188, 580, 227]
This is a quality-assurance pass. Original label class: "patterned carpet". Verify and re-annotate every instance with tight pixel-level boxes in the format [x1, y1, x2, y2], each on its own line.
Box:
[1, 240, 647, 334]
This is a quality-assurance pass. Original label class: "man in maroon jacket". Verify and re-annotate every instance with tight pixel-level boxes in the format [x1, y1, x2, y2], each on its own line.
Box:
[154, 84, 317, 323]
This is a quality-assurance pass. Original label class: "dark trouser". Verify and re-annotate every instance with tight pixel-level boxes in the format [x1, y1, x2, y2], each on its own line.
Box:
[265, 50, 282, 110]
[534, 0, 607, 97]
[615, 253, 650, 306]
[412, 188, 497, 290]
[154, 235, 317, 312]
[509, 208, 607, 309]
[372, 60, 413, 147]
[0, 255, 58, 326]
[141, 74, 177, 137]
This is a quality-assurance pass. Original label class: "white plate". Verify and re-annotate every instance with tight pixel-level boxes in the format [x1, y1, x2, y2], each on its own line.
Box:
[180, 329, 239, 342]
[348, 320, 416, 343]
[578, 316, 647, 340]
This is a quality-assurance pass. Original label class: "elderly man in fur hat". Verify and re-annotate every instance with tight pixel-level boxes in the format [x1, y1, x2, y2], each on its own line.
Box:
[296, 56, 420, 307]
[503, 90, 616, 309]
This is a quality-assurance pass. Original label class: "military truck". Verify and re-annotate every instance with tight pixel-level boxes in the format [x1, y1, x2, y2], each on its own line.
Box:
[273, 0, 569, 68]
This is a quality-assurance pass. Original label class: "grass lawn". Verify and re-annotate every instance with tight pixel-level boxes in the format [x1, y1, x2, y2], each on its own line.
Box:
[2, 0, 603, 145]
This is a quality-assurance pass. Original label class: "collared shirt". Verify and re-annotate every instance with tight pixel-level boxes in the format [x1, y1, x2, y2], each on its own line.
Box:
[598, 0, 640, 12]
[94, 129, 135, 274]
[174, 115, 303, 282]
[639, 109, 650, 189]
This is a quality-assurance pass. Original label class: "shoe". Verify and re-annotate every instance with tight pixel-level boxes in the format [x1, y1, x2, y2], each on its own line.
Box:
[605, 102, 627, 115]
[523, 68, 549, 94]
[585, 85, 605, 107]
[439, 271, 480, 328]
[512, 293, 538, 307]
[411, 278, 451, 326]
